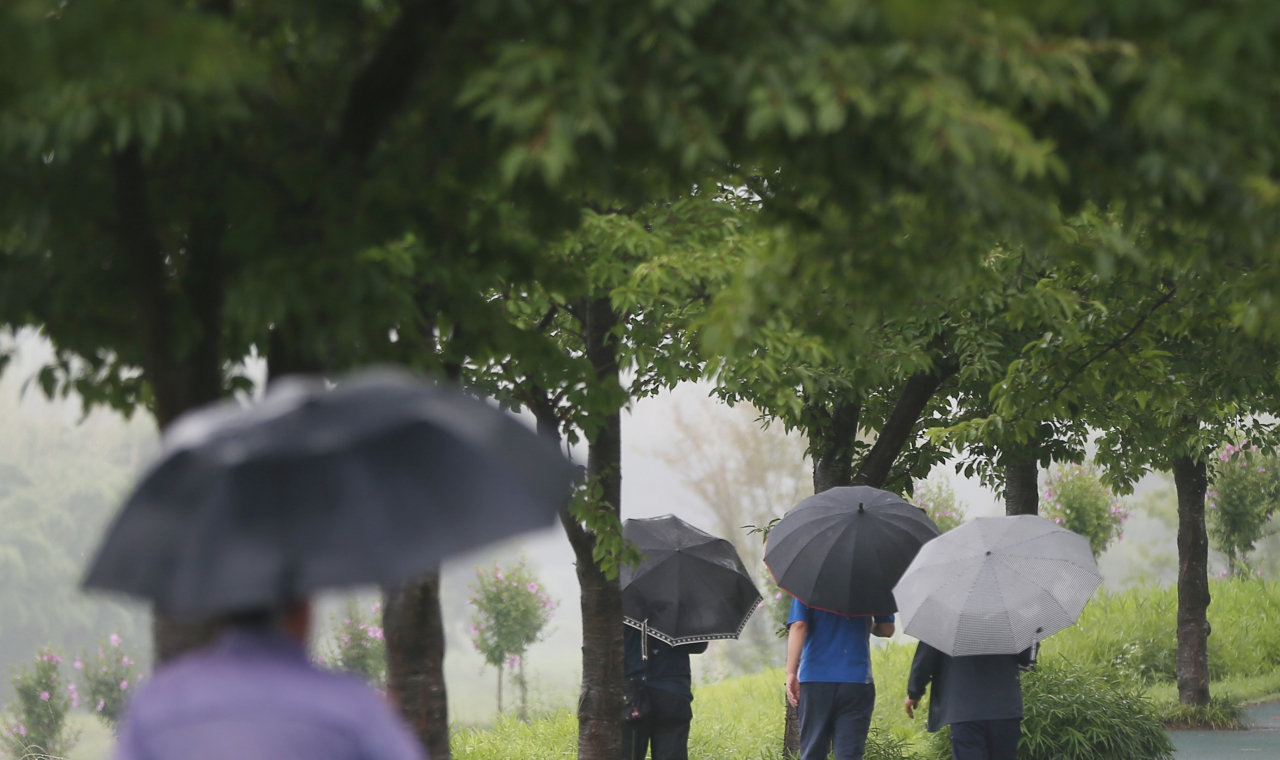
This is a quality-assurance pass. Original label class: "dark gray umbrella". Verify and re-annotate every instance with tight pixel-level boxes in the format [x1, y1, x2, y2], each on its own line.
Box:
[764, 486, 939, 617]
[621, 515, 761, 645]
[83, 367, 576, 619]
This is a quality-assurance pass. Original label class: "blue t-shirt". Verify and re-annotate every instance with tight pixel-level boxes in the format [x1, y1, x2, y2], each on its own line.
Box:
[788, 598, 894, 684]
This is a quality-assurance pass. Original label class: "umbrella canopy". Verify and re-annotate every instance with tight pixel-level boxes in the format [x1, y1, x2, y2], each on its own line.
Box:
[893, 515, 1102, 656]
[620, 515, 761, 646]
[83, 367, 576, 619]
[764, 486, 939, 617]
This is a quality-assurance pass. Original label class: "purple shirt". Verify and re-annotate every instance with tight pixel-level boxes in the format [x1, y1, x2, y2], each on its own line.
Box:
[115, 629, 426, 760]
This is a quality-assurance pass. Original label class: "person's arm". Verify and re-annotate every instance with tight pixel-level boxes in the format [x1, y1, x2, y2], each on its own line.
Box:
[904, 641, 940, 719]
[871, 614, 895, 638]
[785, 620, 807, 708]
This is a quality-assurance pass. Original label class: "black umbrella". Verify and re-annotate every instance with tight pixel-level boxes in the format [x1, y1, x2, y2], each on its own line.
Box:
[620, 515, 761, 646]
[764, 486, 939, 617]
[83, 367, 576, 619]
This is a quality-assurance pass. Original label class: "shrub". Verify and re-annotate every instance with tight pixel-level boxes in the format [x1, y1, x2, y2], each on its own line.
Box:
[317, 600, 386, 688]
[469, 560, 556, 719]
[1042, 463, 1127, 557]
[1208, 443, 1280, 577]
[2, 647, 78, 758]
[911, 475, 965, 533]
[79, 633, 142, 730]
[1154, 694, 1245, 729]
[925, 659, 1174, 760]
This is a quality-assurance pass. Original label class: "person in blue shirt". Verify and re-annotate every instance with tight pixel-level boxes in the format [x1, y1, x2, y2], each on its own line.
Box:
[785, 599, 895, 760]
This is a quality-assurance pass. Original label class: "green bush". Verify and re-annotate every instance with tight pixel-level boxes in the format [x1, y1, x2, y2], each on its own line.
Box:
[1042, 464, 1127, 558]
[79, 633, 142, 729]
[1018, 659, 1174, 760]
[318, 600, 386, 689]
[2, 647, 78, 759]
[1153, 694, 1245, 729]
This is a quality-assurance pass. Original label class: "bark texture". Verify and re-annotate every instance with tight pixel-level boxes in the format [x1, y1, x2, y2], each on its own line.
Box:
[1173, 454, 1212, 707]
[1004, 458, 1039, 516]
[810, 401, 860, 494]
[567, 296, 626, 760]
[384, 570, 451, 760]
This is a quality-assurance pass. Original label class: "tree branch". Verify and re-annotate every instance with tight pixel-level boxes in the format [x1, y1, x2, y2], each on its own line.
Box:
[331, 0, 456, 164]
[855, 356, 960, 489]
[1039, 284, 1178, 411]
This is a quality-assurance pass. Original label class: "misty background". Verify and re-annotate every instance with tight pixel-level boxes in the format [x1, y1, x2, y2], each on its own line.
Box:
[2, 328, 1272, 724]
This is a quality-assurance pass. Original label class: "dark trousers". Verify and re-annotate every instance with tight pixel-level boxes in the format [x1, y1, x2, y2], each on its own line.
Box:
[797, 682, 876, 760]
[949, 718, 1021, 760]
[622, 687, 693, 760]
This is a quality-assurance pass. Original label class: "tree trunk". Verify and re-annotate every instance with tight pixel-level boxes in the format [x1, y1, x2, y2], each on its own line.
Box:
[1173, 454, 1212, 707]
[384, 570, 451, 760]
[810, 400, 860, 494]
[497, 666, 504, 715]
[1004, 457, 1039, 516]
[569, 296, 626, 760]
[519, 656, 529, 722]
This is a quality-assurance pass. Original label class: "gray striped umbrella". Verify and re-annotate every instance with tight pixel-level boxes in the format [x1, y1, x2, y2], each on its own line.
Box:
[893, 515, 1102, 656]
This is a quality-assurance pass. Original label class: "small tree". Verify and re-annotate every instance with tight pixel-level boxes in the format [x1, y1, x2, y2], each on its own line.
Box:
[468, 561, 556, 720]
[78, 633, 141, 730]
[1042, 463, 1128, 558]
[910, 474, 965, 533]
[3, 647, 77, 758]
[318, 600, 387, 689]
[1208, 443, 1280, 577]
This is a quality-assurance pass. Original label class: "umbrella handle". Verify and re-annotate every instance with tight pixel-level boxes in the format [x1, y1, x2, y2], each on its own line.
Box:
[641, 619, 649, 662]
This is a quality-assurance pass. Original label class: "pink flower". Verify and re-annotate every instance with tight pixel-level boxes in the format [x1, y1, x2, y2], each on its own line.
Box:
[757, 601, 765, 610]
[527, 582, 539, 593]
[507, 655, 520, 669]
[496, 572, 504, 581]
[17, 723, 26, 736]
[39, 691, 49, 701]
[120, 680, 129, 691]
[368, 626, 384, 642]
[774, 592, 783, 600]
[122, 656, 132, 666]
[51, 654, 62, 664]
[73, 659, 82, 670]
[371, 602, 381, 614]
[96, 700, 104, 712]
[109, 634, 121, 648]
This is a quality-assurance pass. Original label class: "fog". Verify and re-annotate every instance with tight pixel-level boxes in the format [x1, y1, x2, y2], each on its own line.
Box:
[0, 329, 1253, 724]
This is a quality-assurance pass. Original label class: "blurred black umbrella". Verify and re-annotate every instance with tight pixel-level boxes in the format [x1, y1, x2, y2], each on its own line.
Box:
[764, 486, 939, 617]
[83, 367, 576, 619]
[621, 515, 761, 645]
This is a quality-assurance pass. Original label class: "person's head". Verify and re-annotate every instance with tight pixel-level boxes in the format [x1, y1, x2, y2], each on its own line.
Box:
[222, 598, 313, 644]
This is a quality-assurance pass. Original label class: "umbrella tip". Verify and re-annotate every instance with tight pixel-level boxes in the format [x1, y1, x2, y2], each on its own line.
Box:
[857, 502, 864, 513]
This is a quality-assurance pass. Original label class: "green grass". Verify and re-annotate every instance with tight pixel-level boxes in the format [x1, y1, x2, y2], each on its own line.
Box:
[1047, 578, 1280, 684]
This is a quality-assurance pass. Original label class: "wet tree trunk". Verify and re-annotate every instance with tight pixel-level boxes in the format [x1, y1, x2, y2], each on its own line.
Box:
[567, 296, 626, 760]
[1173, 454, 1212, 707]
[498, 667, 504, 714]
[1004, 457, 1039, 516]
[384, 570, 452, 760]
[809, 401, 860, 495]
[854, 362, 959, 489]
[114, 144, 229, 665]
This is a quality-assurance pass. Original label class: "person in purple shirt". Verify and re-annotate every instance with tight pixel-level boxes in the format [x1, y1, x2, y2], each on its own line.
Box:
[114, 599, 425, 760]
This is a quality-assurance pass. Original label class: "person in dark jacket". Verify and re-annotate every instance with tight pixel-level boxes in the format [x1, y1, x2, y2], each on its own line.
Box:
[621, 625, 708, 760]
[903, 641, 1035, 760]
